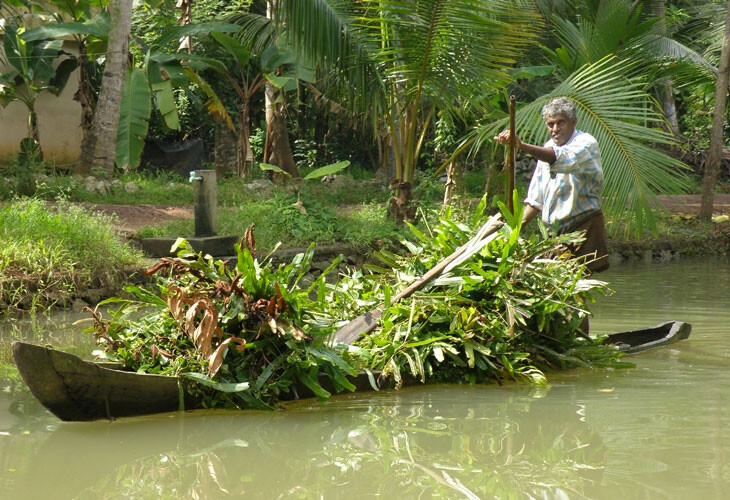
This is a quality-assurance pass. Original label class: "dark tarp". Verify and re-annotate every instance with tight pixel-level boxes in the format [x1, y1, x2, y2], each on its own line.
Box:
[140, 138, 206, 178]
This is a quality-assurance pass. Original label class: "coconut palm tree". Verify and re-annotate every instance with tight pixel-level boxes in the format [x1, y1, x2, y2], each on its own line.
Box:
[700, 1, 730, 219]
[273, 0, 541, 221]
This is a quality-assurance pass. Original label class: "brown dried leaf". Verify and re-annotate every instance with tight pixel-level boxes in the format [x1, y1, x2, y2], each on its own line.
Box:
[193, 303, 219, 358]
[266, 295, 277, 316]
[243, 223, 256, 259]
[167, 288, 185, 323]
[207, 336, 246, 378]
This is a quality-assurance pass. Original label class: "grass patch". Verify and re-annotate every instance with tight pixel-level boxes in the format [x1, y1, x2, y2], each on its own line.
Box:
[0, 198, 145, 313]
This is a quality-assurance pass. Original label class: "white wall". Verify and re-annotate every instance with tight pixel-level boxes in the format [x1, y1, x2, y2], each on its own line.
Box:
[0, 39, 83, 166]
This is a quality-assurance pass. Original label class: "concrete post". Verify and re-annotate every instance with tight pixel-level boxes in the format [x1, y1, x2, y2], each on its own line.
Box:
[191, 169, 217, 236]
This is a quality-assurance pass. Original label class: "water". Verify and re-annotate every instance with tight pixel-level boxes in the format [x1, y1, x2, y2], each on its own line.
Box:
[1, 258, 728, 499]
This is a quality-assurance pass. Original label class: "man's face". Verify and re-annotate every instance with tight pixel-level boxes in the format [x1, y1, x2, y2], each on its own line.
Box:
[545, 114, 577, 146]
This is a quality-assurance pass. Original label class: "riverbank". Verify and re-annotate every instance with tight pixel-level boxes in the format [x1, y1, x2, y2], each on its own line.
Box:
[98, 194, 730, 264]
[3, 195, 730, 315]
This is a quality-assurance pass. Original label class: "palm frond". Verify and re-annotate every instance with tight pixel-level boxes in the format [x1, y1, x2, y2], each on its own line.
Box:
[470, 57, 691, 237]
[225, 12, 277, 54]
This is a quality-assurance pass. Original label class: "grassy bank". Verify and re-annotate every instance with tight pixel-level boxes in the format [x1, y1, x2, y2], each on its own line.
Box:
[0, 199, 145, 314]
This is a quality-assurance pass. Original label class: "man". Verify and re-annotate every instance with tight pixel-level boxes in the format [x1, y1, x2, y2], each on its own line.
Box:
[494, 97, 609, 334]
[494, 96, 609, 274]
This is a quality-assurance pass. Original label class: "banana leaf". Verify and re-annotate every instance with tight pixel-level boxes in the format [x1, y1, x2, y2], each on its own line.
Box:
[115, 67, 151, 170]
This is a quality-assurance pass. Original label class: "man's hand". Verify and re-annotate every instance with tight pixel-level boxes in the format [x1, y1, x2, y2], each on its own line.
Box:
[494, 129, 557, 164]
[493, 130, 522, 149]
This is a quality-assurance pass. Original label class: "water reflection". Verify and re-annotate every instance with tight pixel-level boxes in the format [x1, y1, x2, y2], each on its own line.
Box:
[6, 387, 609, 499]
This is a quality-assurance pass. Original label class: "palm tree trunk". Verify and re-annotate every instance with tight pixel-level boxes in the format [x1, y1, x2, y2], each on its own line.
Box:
[176, 0, 193, 53]
[77, 0, 133, 176]
[236, 99, 254, 179]
[263, 80, 299, 179]
[214, 121, 237, 178]
[75, 45, 96, 146]
[699, 2, 730, 219]
[262, 0, 298, 181]
[651, 0, 682, 141]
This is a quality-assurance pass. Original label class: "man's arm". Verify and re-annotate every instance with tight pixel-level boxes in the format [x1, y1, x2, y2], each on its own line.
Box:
[522, 204, 540, 225]
[493, 130, 556, 164]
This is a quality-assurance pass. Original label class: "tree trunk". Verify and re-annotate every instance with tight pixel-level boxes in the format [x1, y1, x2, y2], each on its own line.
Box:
[176, 0, 193, 53]
[263, 81, 299, 179]
[236, 99, 254, 179]
[441, 161, 455, 215]
[24, 105, 43, 161]
[700, 2, 730, 219]
[77, 0, 133, 176]
[74, 47, 96, 147]
[214, 120, 237, 178]
[388, 181, 413, 223]
[651, 0, 682, 141]
[262, 0, 298, 181]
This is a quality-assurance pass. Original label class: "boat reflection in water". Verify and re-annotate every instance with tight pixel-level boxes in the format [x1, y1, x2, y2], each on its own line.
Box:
[9, 386, 609, 499]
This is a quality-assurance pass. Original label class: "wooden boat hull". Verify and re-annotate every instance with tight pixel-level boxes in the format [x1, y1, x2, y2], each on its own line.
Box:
[12, 321, 691, 422]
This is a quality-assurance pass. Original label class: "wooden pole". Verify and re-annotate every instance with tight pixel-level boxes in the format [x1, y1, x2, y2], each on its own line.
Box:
[507, 95, 516, 214]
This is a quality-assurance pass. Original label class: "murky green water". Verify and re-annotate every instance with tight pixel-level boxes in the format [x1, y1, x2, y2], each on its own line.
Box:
[1, 258, 728, 499]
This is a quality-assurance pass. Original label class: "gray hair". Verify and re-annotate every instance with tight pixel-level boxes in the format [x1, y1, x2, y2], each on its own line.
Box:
[541, 97, 577, 121]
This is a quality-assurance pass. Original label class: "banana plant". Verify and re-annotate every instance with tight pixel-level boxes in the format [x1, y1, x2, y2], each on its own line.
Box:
[153, 22, 314, 179]
[22, 1, 111, 149]
[22, 13, 240, 170]
[0, 23, 76, 161]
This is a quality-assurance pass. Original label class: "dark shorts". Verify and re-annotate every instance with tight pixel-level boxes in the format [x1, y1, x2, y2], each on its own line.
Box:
[559, 211, 609, 274]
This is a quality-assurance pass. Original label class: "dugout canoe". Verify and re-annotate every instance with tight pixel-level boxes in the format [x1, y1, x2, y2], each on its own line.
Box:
[12, 321, 691, 422]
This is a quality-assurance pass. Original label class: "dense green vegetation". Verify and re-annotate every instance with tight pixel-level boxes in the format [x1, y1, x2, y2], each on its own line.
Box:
[1, 0, 728, 232]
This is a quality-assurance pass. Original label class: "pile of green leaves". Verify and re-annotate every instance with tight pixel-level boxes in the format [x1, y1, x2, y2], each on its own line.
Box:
[87, 228, 361, 409]
[86, 200, 629, 411]
[346, 199, 629, 387]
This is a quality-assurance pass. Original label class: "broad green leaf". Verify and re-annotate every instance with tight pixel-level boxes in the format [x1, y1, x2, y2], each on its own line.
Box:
[22, 11, 111, 42]
[153, 22, 242, 48]
[260, 46, 296, 72]
[48, 58, 77, 95]
[303, 160, 350, 180]
[153, 52, 228, 75]
[181, 372, 250, 393]
[150, 80, 180, 131]
[3, 25, 27, 75]
[259, 162, 292, 177]
[211, 31, 250, 68]
[508, 65, 556, 80]
[49, 0, 88, 20]
[297, 370, 331, 400]
[29, 39, 63, 83]
[115, 67, 151, 170]
[263, 73, 294, 90]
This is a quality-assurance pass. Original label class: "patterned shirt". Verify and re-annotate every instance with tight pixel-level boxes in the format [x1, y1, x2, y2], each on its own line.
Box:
[524, 129, 603, 232]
